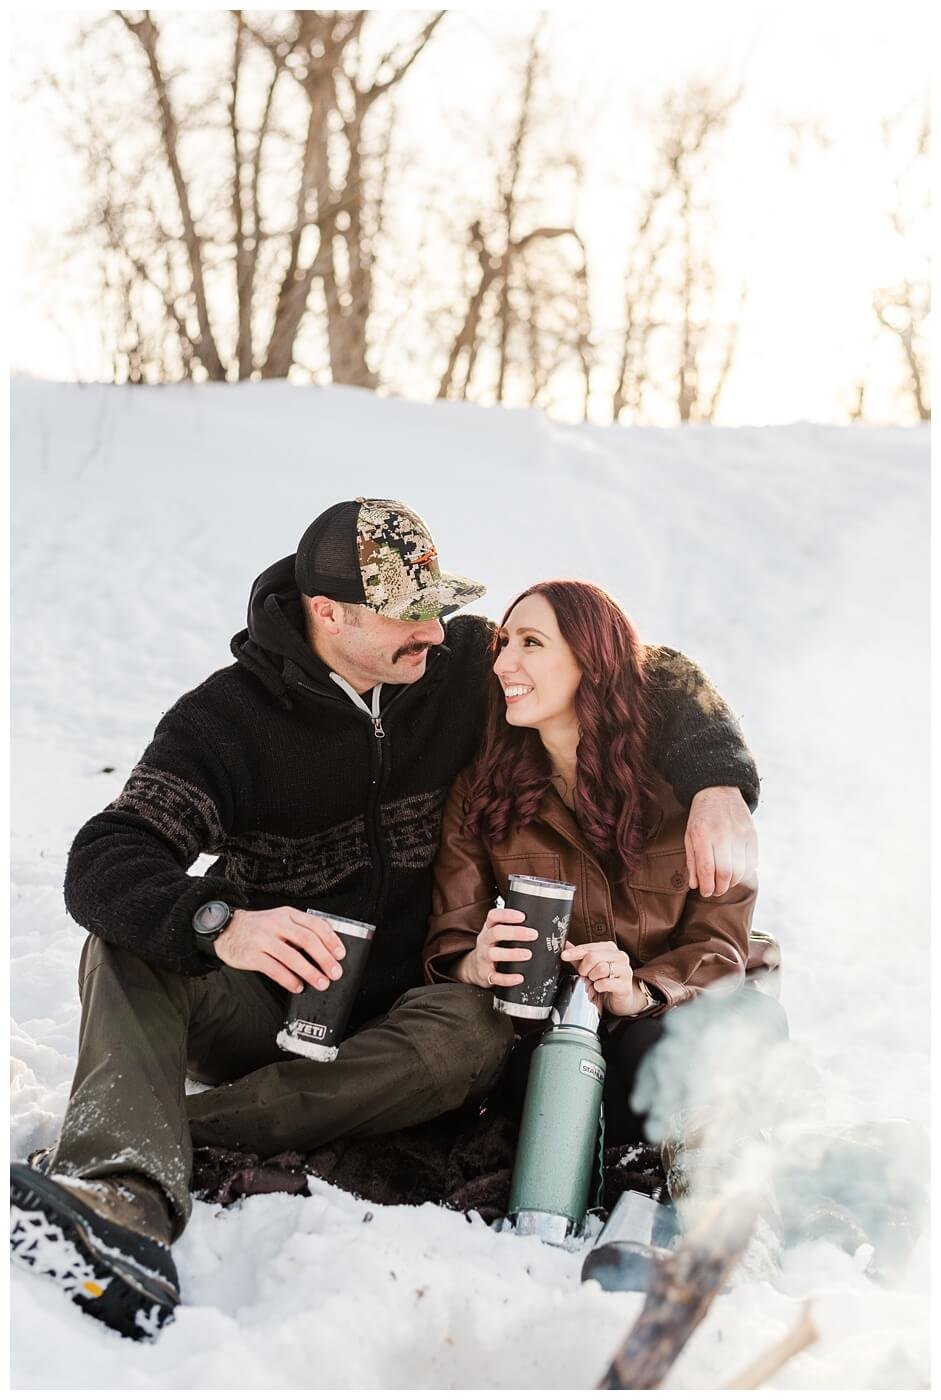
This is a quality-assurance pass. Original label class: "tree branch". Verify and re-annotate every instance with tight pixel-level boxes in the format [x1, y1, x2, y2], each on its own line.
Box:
[496, 29, 541, 403]
[117, 10, 226, 379]
[363, 13, 445, 104]
[229, 10, 253, 378]
[724, 1302, 818, 1389]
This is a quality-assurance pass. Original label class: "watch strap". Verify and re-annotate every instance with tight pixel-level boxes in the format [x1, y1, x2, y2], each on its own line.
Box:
[194, 928, 225, 964]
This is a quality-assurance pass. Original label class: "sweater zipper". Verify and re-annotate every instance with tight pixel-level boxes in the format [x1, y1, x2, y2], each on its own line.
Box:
[294, 674, 410, 762]
[292, 669, 431, 924]
[295, 676, 412, 925]
[327, 674, 386, 763]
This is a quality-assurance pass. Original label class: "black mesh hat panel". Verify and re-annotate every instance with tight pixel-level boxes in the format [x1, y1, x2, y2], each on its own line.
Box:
[295, 501, 366, 601]
[294, 497, 486, 619]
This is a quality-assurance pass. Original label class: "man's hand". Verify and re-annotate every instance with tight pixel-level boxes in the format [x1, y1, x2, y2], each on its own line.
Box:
[214, 908, 347, 994]
[684, 786, 757, 897]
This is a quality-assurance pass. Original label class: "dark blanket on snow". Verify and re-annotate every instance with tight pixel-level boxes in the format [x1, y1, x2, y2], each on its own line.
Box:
[190, 1103, 667, 1222]
[189, 1109, 927, 1289]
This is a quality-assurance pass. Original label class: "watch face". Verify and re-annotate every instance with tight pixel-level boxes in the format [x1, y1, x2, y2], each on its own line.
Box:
[194, 901, 230, 934]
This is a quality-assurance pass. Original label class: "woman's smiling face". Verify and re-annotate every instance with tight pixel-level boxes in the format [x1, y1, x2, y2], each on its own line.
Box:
[493, 592, 583, 731]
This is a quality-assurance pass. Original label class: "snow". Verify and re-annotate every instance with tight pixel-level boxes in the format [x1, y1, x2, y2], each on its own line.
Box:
[9, 379, 929, 1388]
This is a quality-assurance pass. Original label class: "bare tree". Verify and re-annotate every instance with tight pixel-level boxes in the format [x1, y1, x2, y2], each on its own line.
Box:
[50, 9, 443, 385]
[873, 284, 930, 420]
[611, 81, 745, 425]
[436, 29, 590, 412]
[871, 106, 930, 421]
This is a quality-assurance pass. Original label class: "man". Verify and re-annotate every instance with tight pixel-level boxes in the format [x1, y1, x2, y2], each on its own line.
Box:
[11, 497, 760, 1340]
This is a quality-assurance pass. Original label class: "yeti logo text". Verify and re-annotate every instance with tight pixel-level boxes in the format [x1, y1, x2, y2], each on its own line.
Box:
[294, 1020, 327, 1041]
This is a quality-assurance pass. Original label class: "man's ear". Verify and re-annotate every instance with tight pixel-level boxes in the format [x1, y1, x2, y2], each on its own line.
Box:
[305, 595, 344, 636]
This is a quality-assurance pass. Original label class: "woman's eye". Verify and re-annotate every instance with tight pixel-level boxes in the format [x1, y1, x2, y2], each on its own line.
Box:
[523, 637, 542, 647]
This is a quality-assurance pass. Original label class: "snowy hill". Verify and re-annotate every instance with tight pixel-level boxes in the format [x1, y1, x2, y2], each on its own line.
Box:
[10, 380, 929, 1387]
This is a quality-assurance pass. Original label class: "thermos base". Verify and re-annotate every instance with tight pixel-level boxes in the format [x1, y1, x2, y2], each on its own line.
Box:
[276, 1028, 338, 1061]
[509, 1210, 581, 1246]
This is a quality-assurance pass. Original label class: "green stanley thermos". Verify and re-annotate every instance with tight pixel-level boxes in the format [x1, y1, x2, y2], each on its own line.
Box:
[507, 974, 606, 1245]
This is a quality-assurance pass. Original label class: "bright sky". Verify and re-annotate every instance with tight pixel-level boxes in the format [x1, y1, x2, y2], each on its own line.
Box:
[9, 1, 932, 425]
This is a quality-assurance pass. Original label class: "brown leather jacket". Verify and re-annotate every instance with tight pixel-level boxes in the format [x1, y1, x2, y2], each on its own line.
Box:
[424, 769, 756, 1017]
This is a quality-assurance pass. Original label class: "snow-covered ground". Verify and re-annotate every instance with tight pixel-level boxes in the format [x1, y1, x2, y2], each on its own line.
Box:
[10, 380, 929, 1388]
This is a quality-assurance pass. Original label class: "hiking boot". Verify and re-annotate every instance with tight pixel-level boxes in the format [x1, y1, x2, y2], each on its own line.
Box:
[10, 1163, 179, 1341]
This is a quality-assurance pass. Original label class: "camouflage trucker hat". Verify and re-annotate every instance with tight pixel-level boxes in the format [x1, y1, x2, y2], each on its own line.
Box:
[295, 498, 486, 622]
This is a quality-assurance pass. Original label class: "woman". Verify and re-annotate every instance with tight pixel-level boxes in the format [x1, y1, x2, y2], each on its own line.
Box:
[423, 579, 765, 1147]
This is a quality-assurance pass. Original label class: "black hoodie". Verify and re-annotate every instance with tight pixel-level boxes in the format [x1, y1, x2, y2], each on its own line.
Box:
[64, 556, 758, 1029]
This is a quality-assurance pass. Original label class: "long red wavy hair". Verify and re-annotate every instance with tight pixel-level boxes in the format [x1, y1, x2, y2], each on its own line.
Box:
[462, 580, 657, 876]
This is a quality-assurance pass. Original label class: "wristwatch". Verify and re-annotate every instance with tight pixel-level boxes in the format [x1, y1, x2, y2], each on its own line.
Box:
[635, 980, 659, 1013]
[192, 900, 234, 964]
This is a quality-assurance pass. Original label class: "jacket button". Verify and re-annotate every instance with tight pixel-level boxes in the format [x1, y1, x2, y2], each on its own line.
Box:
[592, 919, 607, 935]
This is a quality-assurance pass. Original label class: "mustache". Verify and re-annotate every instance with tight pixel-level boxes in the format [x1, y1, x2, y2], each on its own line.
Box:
[392, 643, 431, 663]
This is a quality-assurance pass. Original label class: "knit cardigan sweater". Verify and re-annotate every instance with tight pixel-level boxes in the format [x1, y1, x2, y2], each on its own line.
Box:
[64, 554, 760, 1029]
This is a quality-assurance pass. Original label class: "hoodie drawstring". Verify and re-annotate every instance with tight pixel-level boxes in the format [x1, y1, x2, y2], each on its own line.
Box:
[329, 673, 384, 738]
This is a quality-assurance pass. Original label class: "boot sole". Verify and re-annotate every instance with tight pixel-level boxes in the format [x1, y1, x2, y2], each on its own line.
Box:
[10, 1165, 179, 1342]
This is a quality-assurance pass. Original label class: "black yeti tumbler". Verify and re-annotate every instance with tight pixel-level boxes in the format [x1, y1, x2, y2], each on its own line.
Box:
[276, 909, 375, 1061]
[493, 875, 576, 1019]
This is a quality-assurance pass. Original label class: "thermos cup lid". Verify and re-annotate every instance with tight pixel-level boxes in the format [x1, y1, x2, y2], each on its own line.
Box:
[306, 908, 376, 940]
[507, 875, 576, 899]
[550, 975, 601, 1033]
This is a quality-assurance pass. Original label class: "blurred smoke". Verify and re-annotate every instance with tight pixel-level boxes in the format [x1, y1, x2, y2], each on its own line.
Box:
[630, 987, 929, 1285]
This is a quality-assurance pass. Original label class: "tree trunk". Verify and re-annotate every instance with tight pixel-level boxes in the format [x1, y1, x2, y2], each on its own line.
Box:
[438, 224, 502, 399]
[119, 11, 226, 381]
[261, 77, 334, 380]
[229, 12, 254, 380]
[334, 104, 378, 389]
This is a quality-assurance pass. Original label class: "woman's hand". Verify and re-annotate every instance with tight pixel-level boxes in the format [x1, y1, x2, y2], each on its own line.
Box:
[453, 907, 539, 989]
[560, 940, 649, 1017]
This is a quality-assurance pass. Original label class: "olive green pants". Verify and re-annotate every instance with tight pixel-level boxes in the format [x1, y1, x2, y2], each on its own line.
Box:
[48, 935, 513, 1240]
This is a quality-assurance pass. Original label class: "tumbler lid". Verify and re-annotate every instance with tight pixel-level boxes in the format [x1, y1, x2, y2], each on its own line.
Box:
[549, 975, 601, 1033]
[305, 908, 376, 940]
[507, 875, 576, 900]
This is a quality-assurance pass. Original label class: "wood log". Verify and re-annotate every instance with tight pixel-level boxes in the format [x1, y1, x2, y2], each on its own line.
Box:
[597, 1192, 759, 1390]
[724, 1301, 818, 1389]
